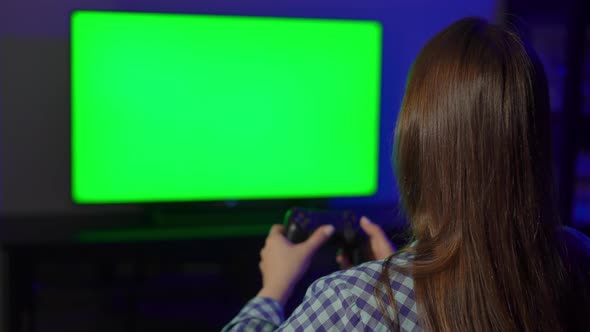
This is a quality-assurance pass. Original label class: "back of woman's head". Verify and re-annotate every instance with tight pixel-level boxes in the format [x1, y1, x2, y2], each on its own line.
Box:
[390, 17, 590, 331]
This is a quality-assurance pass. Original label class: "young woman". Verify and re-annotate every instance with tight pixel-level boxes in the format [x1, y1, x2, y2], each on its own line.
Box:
[223, 17, 590, 331]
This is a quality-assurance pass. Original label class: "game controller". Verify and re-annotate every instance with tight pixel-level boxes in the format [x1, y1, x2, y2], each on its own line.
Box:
[283, 207, 367, 265]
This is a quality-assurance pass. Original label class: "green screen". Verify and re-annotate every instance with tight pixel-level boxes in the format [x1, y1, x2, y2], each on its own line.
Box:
[72, 11, 381, 204]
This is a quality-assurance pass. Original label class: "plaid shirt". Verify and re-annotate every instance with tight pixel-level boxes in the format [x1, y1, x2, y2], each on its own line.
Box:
[223, 227, 590, 331]
[223, 254, 420, 331]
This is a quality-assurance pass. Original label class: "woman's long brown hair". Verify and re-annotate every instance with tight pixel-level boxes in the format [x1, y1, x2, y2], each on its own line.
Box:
[380, 17, 590, 331]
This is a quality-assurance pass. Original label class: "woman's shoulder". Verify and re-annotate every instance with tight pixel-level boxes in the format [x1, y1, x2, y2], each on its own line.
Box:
[562, 226, 590, 250]
[308, 253, 419, 330]
[562, 226, 590, 265]
[317, 253, 414, 294]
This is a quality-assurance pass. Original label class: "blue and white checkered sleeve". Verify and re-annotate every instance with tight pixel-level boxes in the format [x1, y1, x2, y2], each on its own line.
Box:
[275, 275, 363, 331]
[223, 276, 361, 332]
[222, 297, 285, 332]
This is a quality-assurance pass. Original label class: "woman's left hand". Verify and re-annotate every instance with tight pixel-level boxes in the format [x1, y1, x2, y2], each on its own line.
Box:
[257, 224, 335, 306]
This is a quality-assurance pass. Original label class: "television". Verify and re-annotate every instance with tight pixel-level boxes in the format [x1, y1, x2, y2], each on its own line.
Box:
[71, 10, 382, 204]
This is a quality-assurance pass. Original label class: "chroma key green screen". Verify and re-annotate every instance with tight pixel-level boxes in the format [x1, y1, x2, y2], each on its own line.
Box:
[71, 11, 382, 204]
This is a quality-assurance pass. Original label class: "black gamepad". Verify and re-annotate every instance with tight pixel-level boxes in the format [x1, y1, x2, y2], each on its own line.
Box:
[283, 207, 367, 265]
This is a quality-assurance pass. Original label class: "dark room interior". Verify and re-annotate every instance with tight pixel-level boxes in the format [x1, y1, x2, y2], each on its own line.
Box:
[0, 0, 588, 331]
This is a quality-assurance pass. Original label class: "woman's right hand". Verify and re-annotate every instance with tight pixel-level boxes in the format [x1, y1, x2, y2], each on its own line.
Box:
[336, 216, 396, 269]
